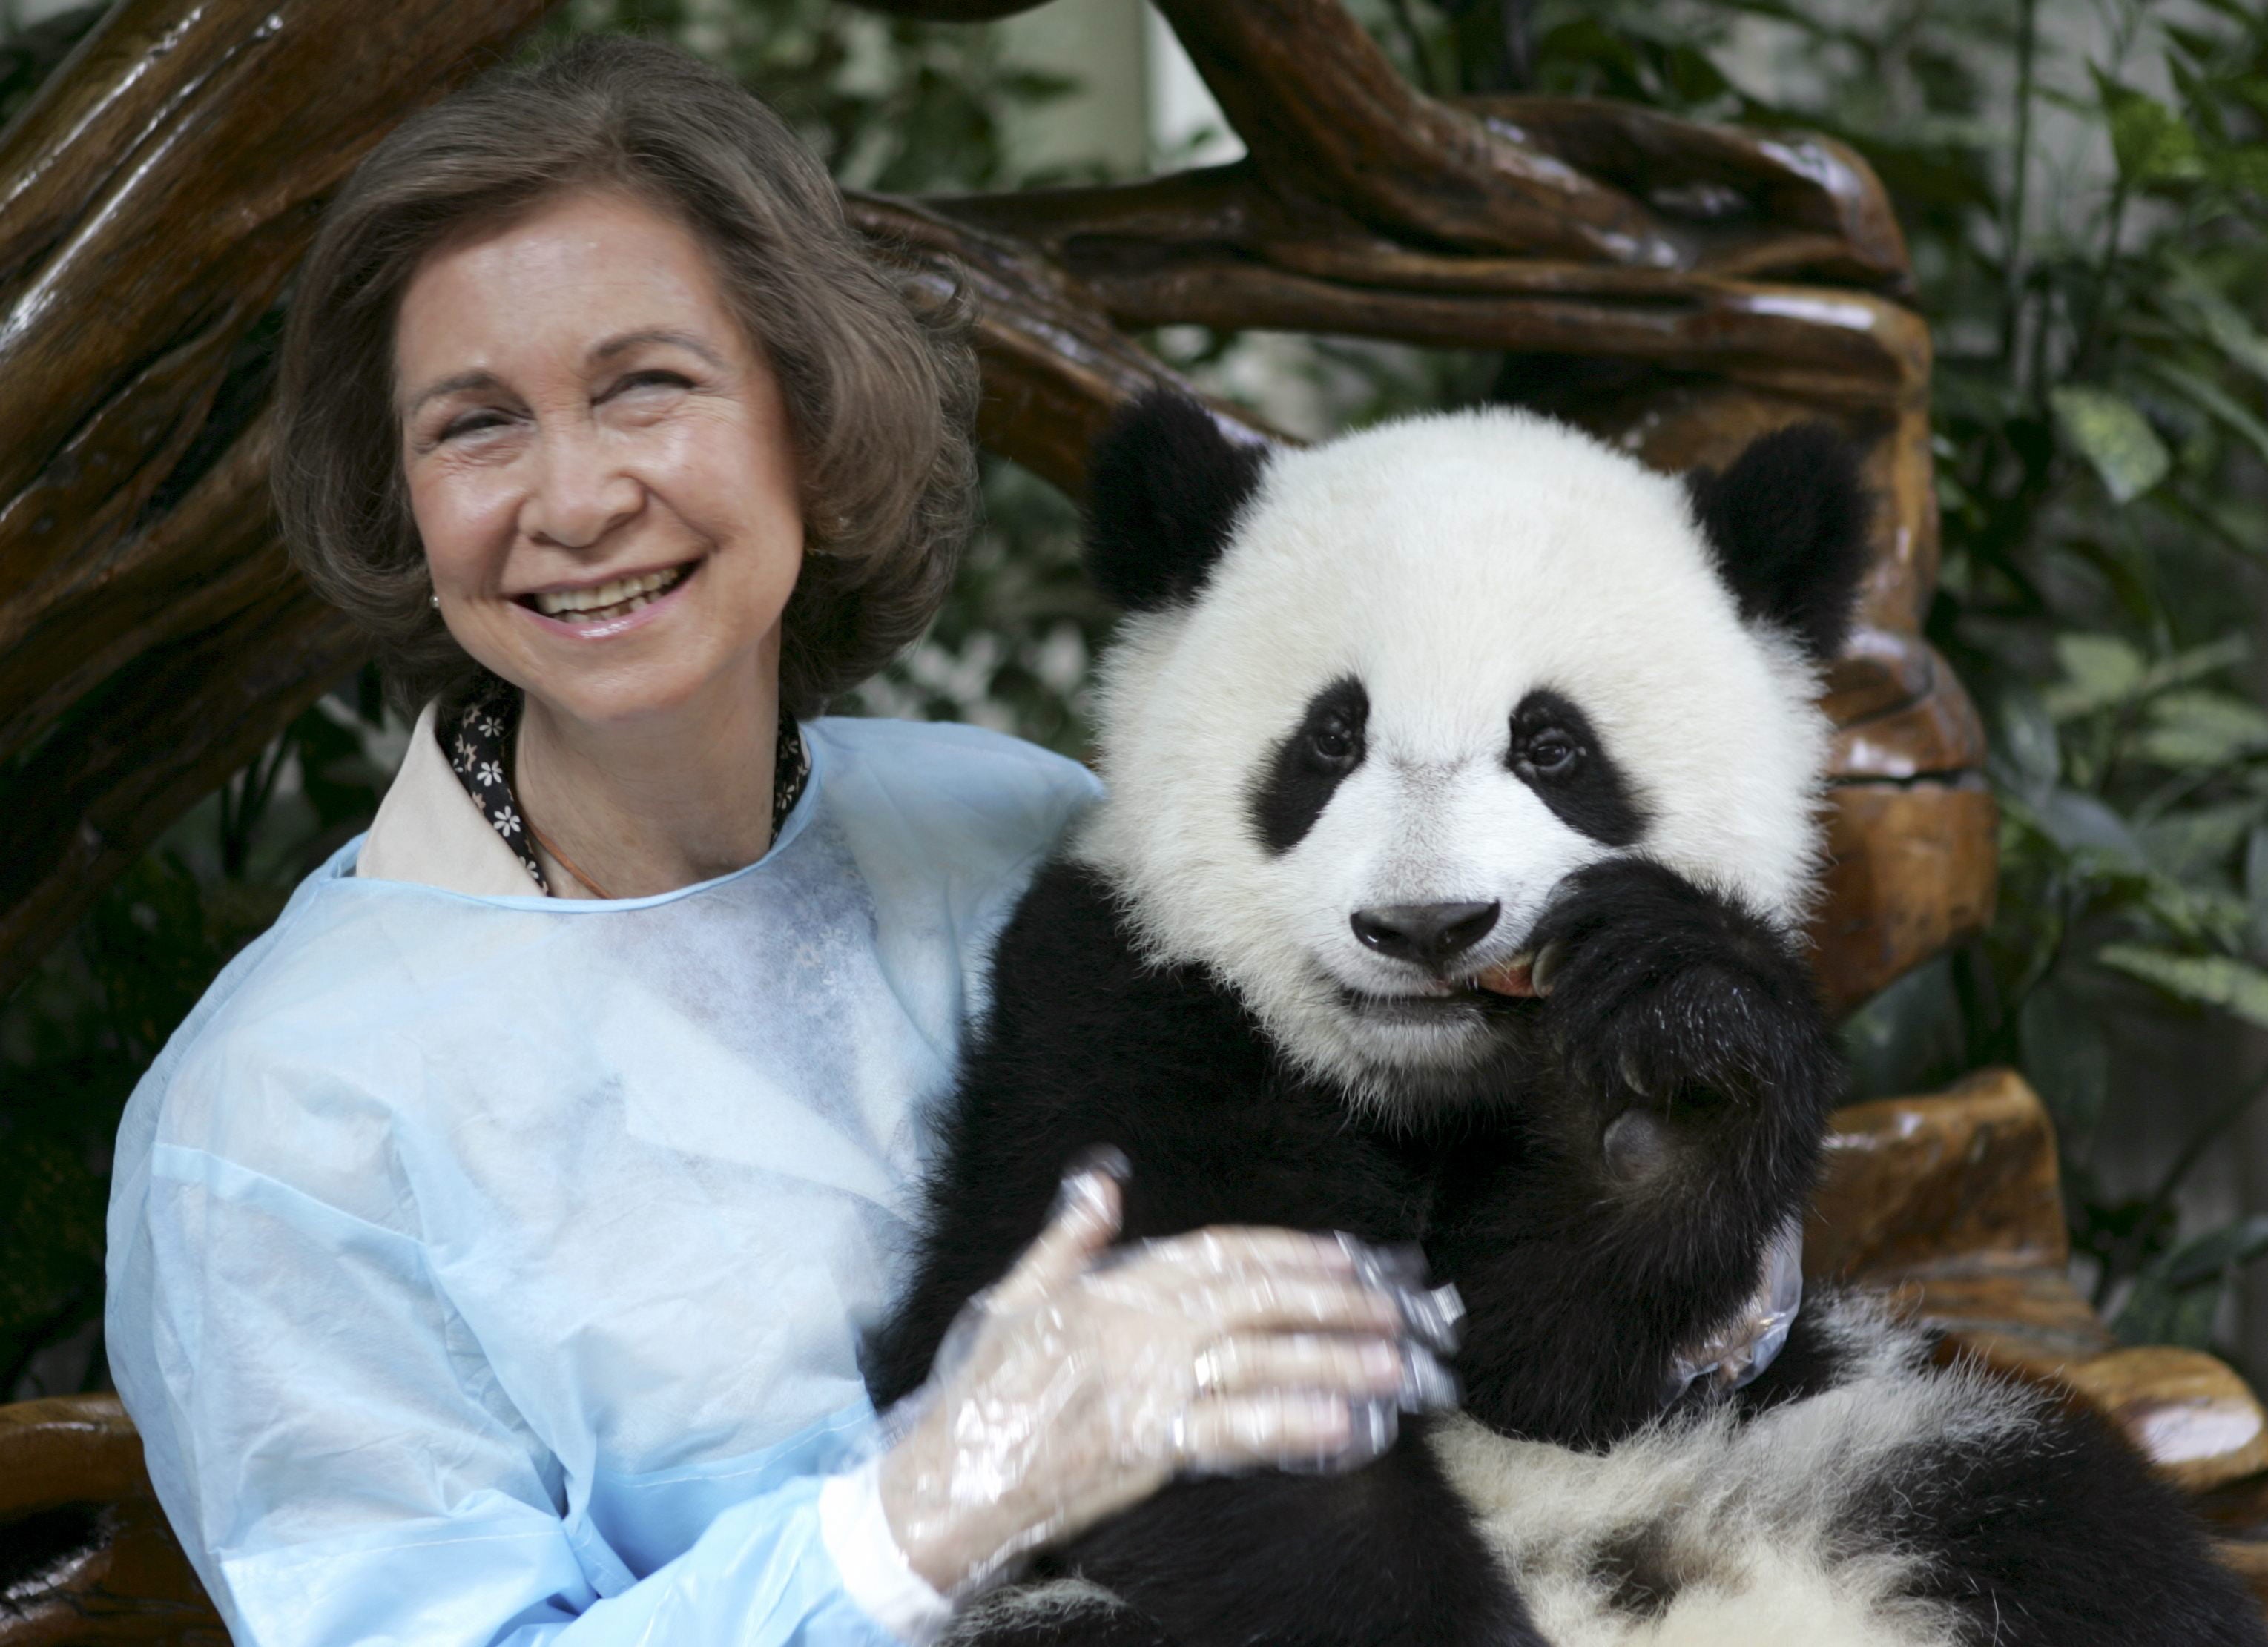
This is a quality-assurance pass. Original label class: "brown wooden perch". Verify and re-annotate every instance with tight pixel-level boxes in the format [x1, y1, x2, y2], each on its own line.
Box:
[0, 0, 2213, 1638]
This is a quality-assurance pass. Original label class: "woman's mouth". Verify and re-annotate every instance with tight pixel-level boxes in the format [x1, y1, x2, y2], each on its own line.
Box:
[520, 562, 696, 627]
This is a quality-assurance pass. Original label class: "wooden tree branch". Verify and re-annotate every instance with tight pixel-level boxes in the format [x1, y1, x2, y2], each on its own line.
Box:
[1153, 0, 1678, 263]
[850, 197, 1276, 496]
[0, 0, 550, 730]
[0, 0, 552, 1000]
[0, 1395, 228, 1643]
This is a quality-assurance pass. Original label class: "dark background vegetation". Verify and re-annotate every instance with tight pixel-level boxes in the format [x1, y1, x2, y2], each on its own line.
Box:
[3, 0, 2266, 1396]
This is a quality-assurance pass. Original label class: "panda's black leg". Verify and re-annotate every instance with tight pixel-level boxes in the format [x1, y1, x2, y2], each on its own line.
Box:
[1874, 1396, 2267, 1647]
[1431, 856, 1839, 1445]
[1052, 1428, 1545, 1647]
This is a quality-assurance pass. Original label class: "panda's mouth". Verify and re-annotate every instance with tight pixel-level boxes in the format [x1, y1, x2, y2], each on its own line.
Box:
[1473, 954, 1538, 998]
[1339, 951, 1540, 1020]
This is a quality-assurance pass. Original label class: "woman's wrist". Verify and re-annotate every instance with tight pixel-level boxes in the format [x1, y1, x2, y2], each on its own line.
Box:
[874, 1425, 1028, 1597]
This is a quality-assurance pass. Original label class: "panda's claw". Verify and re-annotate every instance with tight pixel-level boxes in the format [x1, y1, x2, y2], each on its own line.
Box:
[1530, 940, 1566, 999]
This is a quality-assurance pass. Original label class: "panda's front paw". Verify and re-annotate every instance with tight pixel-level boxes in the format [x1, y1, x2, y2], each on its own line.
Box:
[1528, 859, 1836, 1129]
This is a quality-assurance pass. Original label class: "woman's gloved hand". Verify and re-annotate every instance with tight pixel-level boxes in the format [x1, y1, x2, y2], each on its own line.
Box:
[874, 1152, 1463, 1597]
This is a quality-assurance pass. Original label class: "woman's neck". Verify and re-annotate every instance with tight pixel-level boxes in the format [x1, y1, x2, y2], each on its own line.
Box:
[512, 650, 782, 899]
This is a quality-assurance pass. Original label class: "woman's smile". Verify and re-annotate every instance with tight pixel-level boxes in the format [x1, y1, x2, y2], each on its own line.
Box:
[515, 557, 702, 634]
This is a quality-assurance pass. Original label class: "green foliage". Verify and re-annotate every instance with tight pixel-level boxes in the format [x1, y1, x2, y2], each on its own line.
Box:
[547, 0, 1081, 193]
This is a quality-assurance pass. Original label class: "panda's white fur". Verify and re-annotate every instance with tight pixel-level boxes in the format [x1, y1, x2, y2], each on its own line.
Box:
[1076, 409, 1832, 1104]
[1429, 1295, 2040, 1646]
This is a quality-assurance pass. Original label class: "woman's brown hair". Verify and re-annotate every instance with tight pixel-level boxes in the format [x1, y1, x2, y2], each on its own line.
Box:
[274, 33, 976, 718]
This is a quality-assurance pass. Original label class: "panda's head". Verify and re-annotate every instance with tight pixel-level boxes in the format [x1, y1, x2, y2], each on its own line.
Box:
[1072, 392, 1870, 1112]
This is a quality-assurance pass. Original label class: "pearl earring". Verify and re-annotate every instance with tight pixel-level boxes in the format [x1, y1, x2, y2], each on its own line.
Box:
[430, 593, 441, 610]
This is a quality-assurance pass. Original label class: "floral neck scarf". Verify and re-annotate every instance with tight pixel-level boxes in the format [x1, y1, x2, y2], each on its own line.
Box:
[438, 675, 811, 896]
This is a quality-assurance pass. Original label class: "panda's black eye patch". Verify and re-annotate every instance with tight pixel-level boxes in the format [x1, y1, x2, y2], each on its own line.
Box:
[1251, 677, 1368, 854]
[1509, 689, 1645, 847]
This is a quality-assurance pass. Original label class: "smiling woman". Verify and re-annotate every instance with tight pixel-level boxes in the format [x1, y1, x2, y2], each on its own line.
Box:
[99, 33, 1440, 1647]
[274, 43, 972, 897]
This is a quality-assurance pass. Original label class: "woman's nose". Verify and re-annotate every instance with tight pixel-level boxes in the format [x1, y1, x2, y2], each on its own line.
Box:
[519, 426, 642, 550]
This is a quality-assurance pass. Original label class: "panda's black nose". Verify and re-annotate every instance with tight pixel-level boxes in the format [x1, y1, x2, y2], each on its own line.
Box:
[1350, 901, 1500, 967]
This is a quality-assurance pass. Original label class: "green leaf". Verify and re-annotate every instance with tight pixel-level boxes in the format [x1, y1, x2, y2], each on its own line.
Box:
[2247, 825, 2268, 956]
[2097, 945, 2268, 1030]
[2114, 1271, 2221, 1350]
[2042, 632, 2251, 721]
[2094, 71, 2207, 185]
[2140, 798, 2266, 881]
[2049, 386, 2172, 503]
[1995, 686, 2062, 799]
[2165, 1215, 2268, 1289]
[2142, 358, 2268, 470]
[2136, 690, 2268, 767]
[2211, 145, 2268, 194]
[2042, 632, 2146, 719]
[2031, 788, 2147, 867]
[2163, 264, 2268, 386]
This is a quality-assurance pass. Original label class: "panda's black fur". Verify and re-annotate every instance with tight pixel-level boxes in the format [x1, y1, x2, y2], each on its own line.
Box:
[868, 394, 2266, 1647]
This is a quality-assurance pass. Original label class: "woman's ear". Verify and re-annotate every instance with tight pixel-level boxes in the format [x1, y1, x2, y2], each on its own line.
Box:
[1082, 390, 1270, 613]
[1684, 422, 1874, 663]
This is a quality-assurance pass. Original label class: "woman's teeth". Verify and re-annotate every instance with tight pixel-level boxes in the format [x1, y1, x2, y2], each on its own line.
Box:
[529, 565, 688, 622]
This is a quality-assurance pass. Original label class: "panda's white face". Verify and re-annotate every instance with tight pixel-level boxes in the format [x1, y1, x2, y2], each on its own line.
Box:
[1075, 408, 1835, 1111]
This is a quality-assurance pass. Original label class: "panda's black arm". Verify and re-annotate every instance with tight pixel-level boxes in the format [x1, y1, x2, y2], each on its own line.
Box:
[1428, 856, 1838, 1445]
[866, 858, 1425, 1409]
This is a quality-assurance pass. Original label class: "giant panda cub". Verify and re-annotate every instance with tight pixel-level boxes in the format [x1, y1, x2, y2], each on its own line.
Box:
[867, 392, 2266, 1647]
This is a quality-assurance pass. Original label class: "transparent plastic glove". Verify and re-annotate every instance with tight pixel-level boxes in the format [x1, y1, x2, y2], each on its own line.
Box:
[1662, 1218, 1804, 1404]
[874, 1151, 1463, 1597]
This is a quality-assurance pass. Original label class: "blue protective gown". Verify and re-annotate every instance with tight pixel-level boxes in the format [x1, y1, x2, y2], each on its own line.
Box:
[105, 716, 1099, 1647]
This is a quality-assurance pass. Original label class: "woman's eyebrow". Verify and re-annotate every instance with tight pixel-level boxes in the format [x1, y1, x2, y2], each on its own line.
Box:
[400, 331, 722, 417]
[402, 369, 505, 417]
[590, 328, 725, 367]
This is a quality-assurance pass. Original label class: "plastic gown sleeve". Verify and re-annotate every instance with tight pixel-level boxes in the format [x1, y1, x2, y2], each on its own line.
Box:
[110, 1138, 945, 1647]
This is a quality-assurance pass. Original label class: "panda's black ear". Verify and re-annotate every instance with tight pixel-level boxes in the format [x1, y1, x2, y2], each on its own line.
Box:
[1684, 421, 1873, 663]
[1084, 390, 1270, 612]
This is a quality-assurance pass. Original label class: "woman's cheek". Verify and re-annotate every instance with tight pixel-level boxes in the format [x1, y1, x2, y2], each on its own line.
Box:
[412, 456, 523, 595]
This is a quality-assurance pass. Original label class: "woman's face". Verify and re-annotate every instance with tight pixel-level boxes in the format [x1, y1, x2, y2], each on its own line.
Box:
[395, 188, 802, 730]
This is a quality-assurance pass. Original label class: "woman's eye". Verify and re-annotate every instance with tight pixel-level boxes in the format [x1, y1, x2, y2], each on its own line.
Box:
[438, 410, 510, 443]
[1526, 732, 1578, 776]
[1308, 718, 1357, 765]
[608, 369, 692, 398]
